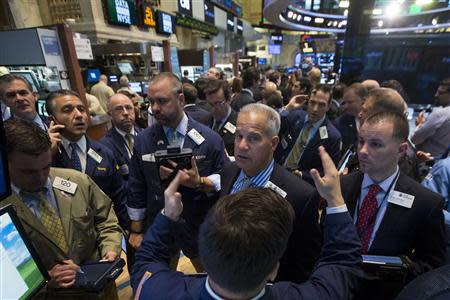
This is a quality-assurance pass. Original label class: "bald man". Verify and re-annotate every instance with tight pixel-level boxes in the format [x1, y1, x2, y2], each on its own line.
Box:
[361, 79, 380, 92]
[91, 74, 115, 112]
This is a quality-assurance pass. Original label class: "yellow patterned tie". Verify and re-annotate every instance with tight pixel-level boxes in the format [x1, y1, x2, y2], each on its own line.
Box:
[284, 122, 313, 170]
[36, 192, 69, 253]
[126, 133, 134, 156]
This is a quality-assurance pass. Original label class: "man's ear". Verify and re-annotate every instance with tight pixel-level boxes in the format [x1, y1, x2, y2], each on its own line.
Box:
[398, 142, 408, 157]
[178, 93, 185, 107]
[267, 262, 280, 282]
[271, 135, 279, 151]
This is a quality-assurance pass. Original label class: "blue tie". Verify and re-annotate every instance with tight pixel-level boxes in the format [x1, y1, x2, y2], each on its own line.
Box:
[70, 143, 82, 172]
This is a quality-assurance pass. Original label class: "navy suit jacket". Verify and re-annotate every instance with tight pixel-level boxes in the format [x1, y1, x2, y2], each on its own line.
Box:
[128, 117, 227, 256]
[100, 125, 142, 178]
[52, 137, 129, 228]
[220, 162, 321, 283]
[334, 113, 358, 153]
[131, 211, 362, 300]
[208, 109, 237, 156]
[341, 171, 446, 274]
[231, 89, 254, 112]
[184, 104, 212, 126]
[275, 110, 342, 185]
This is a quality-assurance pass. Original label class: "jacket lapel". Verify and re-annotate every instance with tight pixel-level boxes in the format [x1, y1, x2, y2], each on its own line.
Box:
[110, 128, 129, 159]
[344, 172, 364, 217]
[85, 138, 99, 175]
[222, 163, 241, 195]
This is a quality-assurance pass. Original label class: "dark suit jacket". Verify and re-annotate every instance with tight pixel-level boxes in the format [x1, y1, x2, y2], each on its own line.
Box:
[341, 171, 446, 299]
[128, 117, 227, 256]
[334, 113, 358, 153]
[220, 162, 321, 283]
[52, 137, 129, 228]
[208, 109, 237, 156]
[275, 110, 342, 185]
[231, 89, 254, 111]
[184, 104, 212, 126]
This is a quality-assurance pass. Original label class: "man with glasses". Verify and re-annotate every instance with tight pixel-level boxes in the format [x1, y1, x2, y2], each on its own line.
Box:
[127, 73, 226, 269]
[0, 74, 47, 130]
[411, 78, 450, 157]
[205, 79, 237, 156]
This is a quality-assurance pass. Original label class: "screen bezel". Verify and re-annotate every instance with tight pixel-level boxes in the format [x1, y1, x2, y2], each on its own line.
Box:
[0, 116, 11, 201]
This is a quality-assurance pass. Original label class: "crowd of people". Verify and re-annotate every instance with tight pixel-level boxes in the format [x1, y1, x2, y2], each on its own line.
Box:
[0, 65, 449, 300]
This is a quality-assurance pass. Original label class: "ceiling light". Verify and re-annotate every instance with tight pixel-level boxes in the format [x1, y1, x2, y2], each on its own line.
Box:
[372, 8, 382, 15]
[378, 20, 383, 27]
[432, 18, 438, 25]
[315, 18, 324, 24]
[386, 3, 401, 18]
[304, 16, 312, 22]
[339, 1, 350, 8]
[287, 11, 293, 18]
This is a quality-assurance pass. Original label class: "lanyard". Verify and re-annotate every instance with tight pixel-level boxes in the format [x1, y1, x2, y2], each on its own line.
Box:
[354, 170, 401, 236]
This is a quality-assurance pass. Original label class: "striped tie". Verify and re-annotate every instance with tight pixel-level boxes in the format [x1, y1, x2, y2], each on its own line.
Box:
[284, 122, 313, 170]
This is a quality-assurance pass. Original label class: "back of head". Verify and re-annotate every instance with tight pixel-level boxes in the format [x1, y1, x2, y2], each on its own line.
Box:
[119, 75, 129, 87]
[366, 87, 406, 117]
[346, 82, 369, 99]
[266, 92, 283, 109]
[361, 79, 380, 91]
[194, 77, 211, 100]
[204, 79, 230, 101]
[332, 83, 347, 100]
[364, 110, 409, 142]
[199, 188, 294, 294]
[242, 67, 260, 89]
[240, 103, 280, 136]
[231, 77, 242, 94]
[0, 74, 33, 95]
[268, 71, 280, 85]
[4, 119, 51, 155]
[100, 74, 108, 83]
[298, 77, 313, 95]
[182, 83, 198, 104]
[307, 67, 321, 86]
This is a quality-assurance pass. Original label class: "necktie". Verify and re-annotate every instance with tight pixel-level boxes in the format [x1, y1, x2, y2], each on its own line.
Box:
[212, 121, 221, 132]
[126, 134, 134, 157]
[167, 128, 180, 146]
[284, 122, 313, 170]
[356, 184, 381, 253]
[236, 176, 252, 192]
[70, 142, 82, 172]
[26, 191, 69, 253]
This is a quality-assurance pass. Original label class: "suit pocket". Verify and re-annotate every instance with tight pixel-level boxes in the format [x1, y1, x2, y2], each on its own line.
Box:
[71, 213, 98, 257]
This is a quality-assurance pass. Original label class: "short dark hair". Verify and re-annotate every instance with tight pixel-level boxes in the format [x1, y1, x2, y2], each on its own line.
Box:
[183, 70, 189, 76]
[4, 119, 51, 155]
[267, 71, 280, 84]
[231, 77, 242, 94]
[346, 83, 368, 99]
[0, 74, 33, 96]
[332, 83, 347, 100]
[364, 111, 409, 142]
[439, 77, 450, 91]
[182, 83, 197, 104]
[194, 77, 211, 100]
[199, 188, 294, 293]
[297, 77, 313, 95]
[242, 67, 260, 89]
[45, 89, 81, 115]
[311, 84, 332, 103]
[204, 79, 230, 101]
[266, 92, 283, 109]
[367, 88, 406, 116]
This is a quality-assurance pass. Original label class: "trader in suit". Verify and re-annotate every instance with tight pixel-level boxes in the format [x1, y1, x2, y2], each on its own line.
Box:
[127, 73, 226, 263]
[2, 119, 122, 299]
[182, 82, 212, 126]
[131, 147, 363, 300]
[0, 73, 48, 130]
[231, 67, 260, 111]
[205, 79, 237, 156]
[100, 93, 142, 182]
[341, 111, 446, 299]
[334, 83, 368, 152]
[217, 103, 321, 283]
[45, 89, 129, 229]
[275, 84, 342, 185]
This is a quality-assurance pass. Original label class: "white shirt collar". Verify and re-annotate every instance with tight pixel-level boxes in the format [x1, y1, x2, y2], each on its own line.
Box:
[205, 277, 266, 300]
[242, 88, 254, 98]
[362, 166, 400, 193]
[115, 126, 135, 138]
[61, 135, 87, 154]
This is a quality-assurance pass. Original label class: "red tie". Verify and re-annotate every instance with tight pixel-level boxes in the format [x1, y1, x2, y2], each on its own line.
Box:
[356, 184, 381, 253]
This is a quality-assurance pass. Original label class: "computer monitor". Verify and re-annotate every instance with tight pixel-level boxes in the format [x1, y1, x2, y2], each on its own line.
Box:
[117, 62, 134, 75]
[129, 82, 142, 94]
[87, 68, 101, 83]
[36, 100, 48, 117]
[0, 204, 49, 299]
[0, 117, 10, 201]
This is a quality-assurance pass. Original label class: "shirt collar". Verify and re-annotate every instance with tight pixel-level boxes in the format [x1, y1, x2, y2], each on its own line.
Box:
[11, 178, 51, 195]
[362, 166, 400, 193]
[216, 106, 232, 125]
[242, 88, 254, 98]
[163, 112, 189, 137]
[61, 135, 87, 153]
[205, 277, 266, 300]
[305, 115, 326, 130]
[115, 126, 135, 138]
[240, 159, 275, 185]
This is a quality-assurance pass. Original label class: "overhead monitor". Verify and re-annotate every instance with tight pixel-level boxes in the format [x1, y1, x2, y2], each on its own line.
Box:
[271, 33, 283, 45]
[155, 10, 175, 35]
[87, 68, 101, 83]
[268, 44, 281, 55]
[36, 100, 48, 118]
[257, 58, 267, 65]
[129, 82, 143, 94]
[117, 62, 134, 75]
[0, 205, 49, 299]
[109, 75, 118, 83]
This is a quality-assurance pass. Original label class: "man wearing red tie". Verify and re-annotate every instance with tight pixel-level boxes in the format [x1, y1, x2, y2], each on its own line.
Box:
[340, 111, 446, 300]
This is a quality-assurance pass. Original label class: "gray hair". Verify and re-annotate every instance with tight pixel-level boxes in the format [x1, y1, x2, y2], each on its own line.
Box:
[240, 103, 280, 137]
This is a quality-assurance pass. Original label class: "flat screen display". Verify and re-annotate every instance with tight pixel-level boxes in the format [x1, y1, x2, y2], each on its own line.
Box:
[129, 82, 142, 94]
[87, 68, 100, 83]
[117, 62, 134, 75]
[109, 75, 118, 83]
[0, 206, 48, 299]
[0, 117, 10, 201]
[271, 33, 283, 45]
[257, 58, 267, 65]
[268, 44, 281, 55]
[155, 11, 175, 35]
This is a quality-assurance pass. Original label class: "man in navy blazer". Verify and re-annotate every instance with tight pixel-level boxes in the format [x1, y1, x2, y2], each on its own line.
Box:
[131, 147, 363, 300]
[275, 84, 341, 185]
[334, 83, 368, 153]
[127, 73, 226, 262]
[100, 93, 142, 182]
[340, 111, 446, 299]
[217, 103, 321, 283]
[46, 90, 129, 229]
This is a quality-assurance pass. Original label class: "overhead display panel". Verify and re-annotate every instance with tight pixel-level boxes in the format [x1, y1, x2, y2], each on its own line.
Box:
[106, 0, 137, 26]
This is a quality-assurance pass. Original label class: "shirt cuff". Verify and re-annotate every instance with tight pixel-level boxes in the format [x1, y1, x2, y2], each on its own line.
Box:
[207, 174, 221, 192]
[326, 204, 348, 215]
[127, 206, 146, 221]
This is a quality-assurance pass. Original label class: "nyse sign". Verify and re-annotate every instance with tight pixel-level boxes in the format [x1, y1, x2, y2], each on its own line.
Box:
[115, 0, 131, 24]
